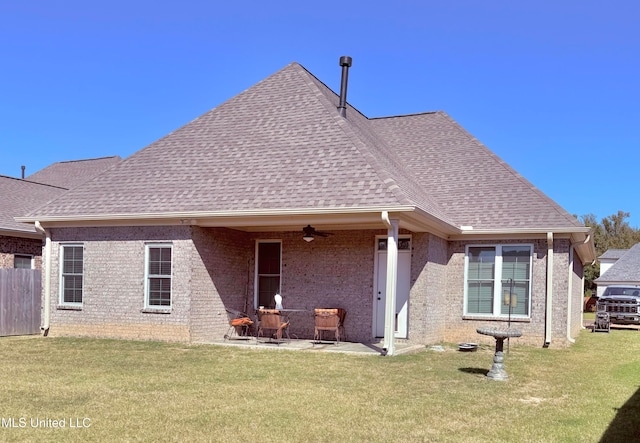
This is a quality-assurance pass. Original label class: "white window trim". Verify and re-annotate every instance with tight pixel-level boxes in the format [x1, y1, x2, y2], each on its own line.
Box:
[254, 239, 282, 309]
[14, 254, 34, 269]
[59, 243, 84, 306]
[463, 243, 533, 318]
[144, 243, 173, 309]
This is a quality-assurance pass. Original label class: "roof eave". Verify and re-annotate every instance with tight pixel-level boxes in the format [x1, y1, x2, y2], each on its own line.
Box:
[0, 227, 42, 239]
[18, 206, 418, 231]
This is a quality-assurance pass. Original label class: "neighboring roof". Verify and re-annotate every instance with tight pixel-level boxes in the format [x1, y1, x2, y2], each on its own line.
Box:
[26, 156, 121, 189]
[0, 176, 66, 235]
[1, 157, 121, 236]
[598, 249, 628, 260]
[21, 61, 590, 249]
[596, 243, 640, 283]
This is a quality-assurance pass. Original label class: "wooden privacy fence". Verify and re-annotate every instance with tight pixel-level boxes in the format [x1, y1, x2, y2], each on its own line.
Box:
[0, 269, 42, 336]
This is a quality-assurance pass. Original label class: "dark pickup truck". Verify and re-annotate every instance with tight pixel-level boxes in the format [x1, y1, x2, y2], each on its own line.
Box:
[597, 285, 640, 325]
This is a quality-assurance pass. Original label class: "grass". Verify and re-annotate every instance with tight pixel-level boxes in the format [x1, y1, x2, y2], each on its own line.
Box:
[0, 329, 639, 443]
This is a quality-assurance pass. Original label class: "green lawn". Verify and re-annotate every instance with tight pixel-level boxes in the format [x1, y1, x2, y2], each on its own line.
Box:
[1, 329, 638, 442]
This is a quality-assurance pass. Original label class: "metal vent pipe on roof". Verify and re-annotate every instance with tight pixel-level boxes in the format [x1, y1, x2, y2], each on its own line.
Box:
[337, 56, 352, 118]
[21, 165, 25, 179]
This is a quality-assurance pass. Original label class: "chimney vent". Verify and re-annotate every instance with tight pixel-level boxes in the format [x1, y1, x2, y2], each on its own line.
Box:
[21, 165, 25, 179]
[337, 56, 352, 118]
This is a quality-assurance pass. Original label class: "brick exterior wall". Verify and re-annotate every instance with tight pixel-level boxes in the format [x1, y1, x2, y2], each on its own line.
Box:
[43, 226, 581, 348]
[0, 235, 43, 270]
[408, 233, 448, 344]
[190, 227, 252, 342]
[247, 229, 379, 343]
[46, 226, 192, 342]
[443, 238, 575, 348]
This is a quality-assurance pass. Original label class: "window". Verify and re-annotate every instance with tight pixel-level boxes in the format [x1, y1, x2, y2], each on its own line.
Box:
[145, 244, 172, 308]
[60, 245, 83, 304]
[465, 245, 532, 317]
[14, 254, 33, 269]
[256, 241, 281, 308]
[377, 238, 412, 251]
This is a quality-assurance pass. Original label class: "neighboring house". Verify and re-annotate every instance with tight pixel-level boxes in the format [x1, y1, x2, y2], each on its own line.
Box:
[0, 176, 63, 270]
[1, 157, 121, 336]
[18, 59, 595, 351]
[595, 243, 640, 296]
[1, 157, 122, 270]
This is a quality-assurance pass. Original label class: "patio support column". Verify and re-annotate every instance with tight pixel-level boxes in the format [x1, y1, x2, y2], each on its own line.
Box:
[382, 212, 399, 356]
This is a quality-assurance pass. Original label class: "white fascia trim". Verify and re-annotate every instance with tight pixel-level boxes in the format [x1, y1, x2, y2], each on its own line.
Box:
[457, 226, 591, 235]
[0, 228, 43, 239]
[17, 205, 418, 224]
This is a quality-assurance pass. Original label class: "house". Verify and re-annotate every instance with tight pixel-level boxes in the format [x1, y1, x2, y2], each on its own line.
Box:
[594, 243, 640, 296]
[18, 59, 595, 352]
[1, 157, 122, 270]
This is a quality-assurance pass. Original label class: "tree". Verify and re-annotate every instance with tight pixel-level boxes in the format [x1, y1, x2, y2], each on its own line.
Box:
[580, 211, 640, 295]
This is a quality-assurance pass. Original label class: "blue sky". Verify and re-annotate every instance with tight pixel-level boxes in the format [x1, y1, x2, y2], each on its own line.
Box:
[1, 1, 638, 228]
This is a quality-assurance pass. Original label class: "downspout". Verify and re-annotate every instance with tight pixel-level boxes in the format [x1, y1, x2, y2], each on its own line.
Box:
[545, 232, 554, 347]
[576, 234, 591, 332]
[35, 221, 51, 336]
[566, 243, 575, 344]
[381, 211, 399, 356]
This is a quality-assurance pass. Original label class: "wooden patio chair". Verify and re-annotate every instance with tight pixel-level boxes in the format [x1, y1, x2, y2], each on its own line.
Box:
[313, 308, 346, 345]
[256, 309, 290, 342]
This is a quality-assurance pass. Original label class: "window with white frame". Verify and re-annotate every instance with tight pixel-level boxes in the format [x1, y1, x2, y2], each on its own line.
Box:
[465, 244, 532, 317]
[60, 245, 83, 304]
[14, 254, 33, 269]
[145, 244, 172, 308]
[256, 241, 281, 308]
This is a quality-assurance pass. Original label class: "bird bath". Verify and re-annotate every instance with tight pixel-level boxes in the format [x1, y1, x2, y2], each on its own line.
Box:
[476, 327, 522, 381]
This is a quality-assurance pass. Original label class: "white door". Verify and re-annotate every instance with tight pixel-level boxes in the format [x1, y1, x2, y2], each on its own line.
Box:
[374, 237, 411, 338]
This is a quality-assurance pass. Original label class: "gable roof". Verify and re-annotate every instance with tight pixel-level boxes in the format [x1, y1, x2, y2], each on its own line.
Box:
[1, 156, 121, 236]
[20, 61, 592, 257]
[596, 243, 640, 283]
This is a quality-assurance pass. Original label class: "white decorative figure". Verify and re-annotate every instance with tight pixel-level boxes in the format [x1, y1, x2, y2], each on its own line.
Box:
[274, 293, 283, 310]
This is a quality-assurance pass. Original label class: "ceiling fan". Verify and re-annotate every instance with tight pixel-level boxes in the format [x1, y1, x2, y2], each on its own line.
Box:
[302, 225, 333, 242]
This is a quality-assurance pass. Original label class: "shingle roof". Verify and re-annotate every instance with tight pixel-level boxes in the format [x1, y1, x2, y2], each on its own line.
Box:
[2, 157, 122, 235]
[0, 177, 66, 234]
[26, 156, 121, 189]
[23, 62, 585, 234]
[370, 112, 583, 230]
[598, 249, 629, 260]
[596, 243, 640, 282]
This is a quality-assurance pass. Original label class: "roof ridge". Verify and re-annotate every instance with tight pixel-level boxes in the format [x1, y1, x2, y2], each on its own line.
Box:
[292, 66, 455, 226]
[0, 175, 68, 190]
[53, 155, 122, 165]
[370, 111, 440, 120]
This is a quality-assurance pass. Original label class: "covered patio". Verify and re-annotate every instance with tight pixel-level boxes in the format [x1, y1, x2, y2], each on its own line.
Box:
[207, 336, 425, 356]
